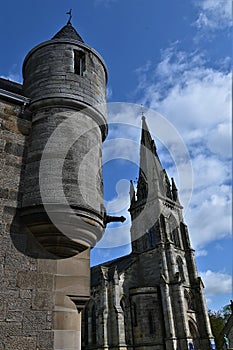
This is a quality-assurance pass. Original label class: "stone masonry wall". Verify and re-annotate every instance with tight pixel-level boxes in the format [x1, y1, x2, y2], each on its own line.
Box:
[23, 42, 107, 114]
[0, 99, 55, 350]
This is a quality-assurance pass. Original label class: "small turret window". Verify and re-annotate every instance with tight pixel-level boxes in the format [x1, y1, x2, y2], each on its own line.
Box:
[74, 50, 85, 76]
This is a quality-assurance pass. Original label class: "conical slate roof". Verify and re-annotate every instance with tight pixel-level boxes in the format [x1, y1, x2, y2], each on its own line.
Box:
[52, 22, 84, 42]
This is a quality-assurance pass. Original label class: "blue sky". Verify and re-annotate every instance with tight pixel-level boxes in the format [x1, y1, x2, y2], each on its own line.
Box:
[0, 0, 231, 311]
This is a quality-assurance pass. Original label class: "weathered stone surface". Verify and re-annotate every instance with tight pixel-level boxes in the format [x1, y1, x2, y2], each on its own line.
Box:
[17, 271, 38, 289]
[82, 119, 214, 350]
[6, 310, 23, 322]
[23, 42, 107, 118]
[37, 331, 54, 349]
[0, 96, 55, 349]
[32, 290, 54, 310]
[4, 336, 37, 350]
[0, 16, 108, 350]
[0, 322, 22, 337]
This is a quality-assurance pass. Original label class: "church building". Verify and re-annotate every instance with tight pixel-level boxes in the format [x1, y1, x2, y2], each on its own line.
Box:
[83, 117, 215, 349]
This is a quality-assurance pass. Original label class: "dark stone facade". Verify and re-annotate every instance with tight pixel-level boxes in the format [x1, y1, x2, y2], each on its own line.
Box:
[82, 118, 215, 350]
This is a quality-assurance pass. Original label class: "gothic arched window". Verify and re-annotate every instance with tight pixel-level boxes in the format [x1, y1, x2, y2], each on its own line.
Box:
[149, 226, 156, 248]
[146, 230, 151, 249]
[160, 214, 166, 238]
[177, 256, 185, 282]
[173, 228, 181, 248]
[180, 222, 190, 249]
[91, 303, 97, 345]
[120, 296, 130, 345]
[148, 310, 156, 334]
[84, 306, 89, 346]
[185, 290, 195, 310]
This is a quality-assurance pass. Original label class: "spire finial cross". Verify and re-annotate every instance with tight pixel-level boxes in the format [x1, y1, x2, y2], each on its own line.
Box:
[141, 104, 145, 120]
[66, 9, 72, 24]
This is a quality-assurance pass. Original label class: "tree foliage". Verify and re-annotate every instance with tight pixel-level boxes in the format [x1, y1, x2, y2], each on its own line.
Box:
[208, 304, 231, 350]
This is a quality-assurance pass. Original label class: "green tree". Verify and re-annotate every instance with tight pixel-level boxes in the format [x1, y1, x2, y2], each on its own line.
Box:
[221, 304, 231, 323]
[209, 309, 225, 350]
[208, 304, 231, 350]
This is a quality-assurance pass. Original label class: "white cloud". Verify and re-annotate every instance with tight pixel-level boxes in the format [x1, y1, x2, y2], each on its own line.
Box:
[195, 249, 208, 257]
[1, 73, 22, 84]
[200, 270, 232, 296]
[135, 45, 231, 250]
[187, 185, 232, 248]
[191, 156, 230, 190]
[207, 122, 232, 158]
[105, 179, 130, 214]
[1, 64, 22, 83]
[107, 86, 113, 99]
[194, 0, 232, 31]
[140, 49, 231, 138]
[96, 220, 132, 248]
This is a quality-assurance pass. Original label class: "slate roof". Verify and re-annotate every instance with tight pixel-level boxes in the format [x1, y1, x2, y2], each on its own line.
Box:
[52, 22, 84, 43]
[0, 78, 23, 95]
[91, 253, 137, 287]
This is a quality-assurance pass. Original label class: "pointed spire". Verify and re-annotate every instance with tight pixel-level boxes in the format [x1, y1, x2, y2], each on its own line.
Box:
[129, 180, 136, 206]
[163, 170, 172, 199]
[141, 114, 151, 148]
[171, 177, 179, 202]
[140, 114, 158, 157]
[52, 12, 84, 42]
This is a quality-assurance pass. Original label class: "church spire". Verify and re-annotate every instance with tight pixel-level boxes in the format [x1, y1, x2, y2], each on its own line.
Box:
[129, 180, 136, 205]
[140, 114, 157, 156]
[137, 115, 163, 200]
[171, 177, 179, 202]
[129, 114, 184, 254]
[130, 114, 183, 214]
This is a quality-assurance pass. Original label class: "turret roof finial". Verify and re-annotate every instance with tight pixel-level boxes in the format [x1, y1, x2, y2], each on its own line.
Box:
[66, 9, 72, 24]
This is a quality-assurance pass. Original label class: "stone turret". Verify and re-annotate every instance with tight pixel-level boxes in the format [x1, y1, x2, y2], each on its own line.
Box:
[0, 16, 110, 350]
[21, 20, 108, 258]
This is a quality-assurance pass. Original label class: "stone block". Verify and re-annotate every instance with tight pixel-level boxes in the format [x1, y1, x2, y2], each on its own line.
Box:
[19, 289, 32, 299]
[22, 310, 48, 333]
[55, 275, 89, 295]
[37, 273, 54, 291]
[5, 252, 30, 271]
[37, 331, 54, 349]
[4, 141, 24, 157]
[38, 259, 57, 274]
[8, 297, 31, 311]
[54, 330, 81, 350]
[6, 310, 23, 322]
[0, 322, 22, 337]
[17, 271, 37, 289]
[0, 299, 5, 321]
[32, 290, 54, 310]
[4, 336, 37, 350]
